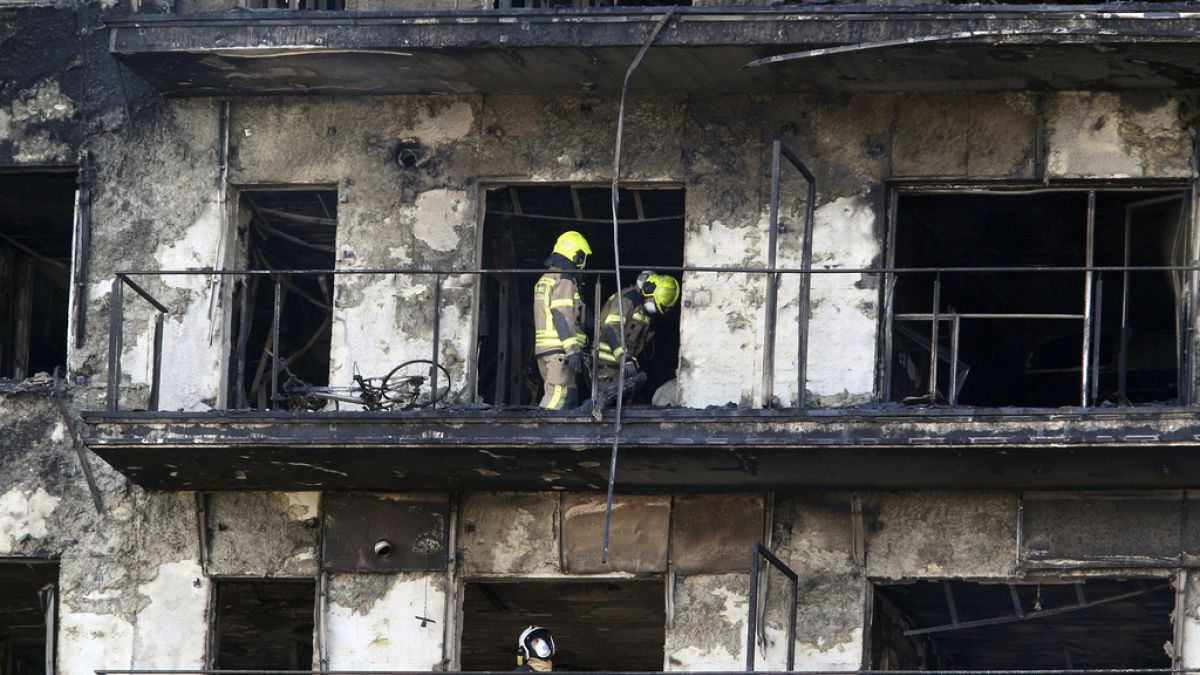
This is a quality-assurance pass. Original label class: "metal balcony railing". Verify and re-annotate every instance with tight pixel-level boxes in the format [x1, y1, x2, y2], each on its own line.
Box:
[102, 259, 1200, 414]
[93, 662, 1200, 667]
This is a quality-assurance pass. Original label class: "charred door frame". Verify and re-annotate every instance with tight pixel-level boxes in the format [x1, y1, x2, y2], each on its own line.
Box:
[879, 180, 1195, 409]
[452, 573, 669, 672]
[471, 180, 686, 404]
[226, 183, 338, 411]
[865, 571, 1181, 669]
[0, 165, 82, 380]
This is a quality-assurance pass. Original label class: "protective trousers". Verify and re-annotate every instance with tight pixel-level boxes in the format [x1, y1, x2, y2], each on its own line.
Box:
[596, 360, 638, 390]
[537, 353, 577, 410]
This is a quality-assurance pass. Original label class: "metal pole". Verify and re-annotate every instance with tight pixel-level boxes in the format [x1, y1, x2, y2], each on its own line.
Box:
[930, 273, 941, 401]
[494, 272, 510, 406]
[270, 278, 281, 409]
[105, 277, 124, 412]
[761, 139, 782, 408]
[235, 278, 249, 409]
[881, 189, 899, 402]
[591, 282, 602, 416]
[431, 274, 442, 408]
[1119, 204, 1132, 403]
[1082, 191, 1096, 408]
[746, 544, 760, 673]
[149, 313, 164, 411]
[797, 168, 816, 409]
[949, 315, 961, 406]
[786, 572, 797, 672]
[1091, 276, 1103, 404]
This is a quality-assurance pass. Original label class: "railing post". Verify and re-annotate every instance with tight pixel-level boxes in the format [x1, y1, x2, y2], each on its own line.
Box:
[235, 276, 249, 410]
[761, 139, 782, 408]
[148, 312, 164, 411]
[105, 277, 124, 412]
[271, 277, 281, 409]
[930, 272, 941, 401]
[591, 280, 602, 414]
[745, 543, 761, 673]
[431, 274, 442, 408]
[796, 160, 816, 409]
[1081, 190, 1096, 408]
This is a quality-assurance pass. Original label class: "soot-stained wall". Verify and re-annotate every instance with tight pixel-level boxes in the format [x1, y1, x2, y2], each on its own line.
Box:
[3, 22, 1199, 674]
[84, 91, 1196, 411]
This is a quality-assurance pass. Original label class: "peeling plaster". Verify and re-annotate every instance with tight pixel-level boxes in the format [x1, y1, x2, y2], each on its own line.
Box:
[0, 487, 61, 552]
[410, 189, 466, 253]
[59, 610, 135, 675]
[326, 573, 446, 670]
[132, 560, 209, 669]
[0, 79, 75, 164]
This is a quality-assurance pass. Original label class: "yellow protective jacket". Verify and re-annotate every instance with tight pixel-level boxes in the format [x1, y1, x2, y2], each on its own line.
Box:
[597, 286, 653, 366]
[533, 270, 587, 356]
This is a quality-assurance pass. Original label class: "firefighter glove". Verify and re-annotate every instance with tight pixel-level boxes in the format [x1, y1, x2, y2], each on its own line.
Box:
[566, 352, 587, 375]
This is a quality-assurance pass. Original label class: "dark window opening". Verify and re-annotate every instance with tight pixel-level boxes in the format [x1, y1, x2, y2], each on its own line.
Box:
[871, 579, 1174, 669]
[240, 0, 345, 9]
[212, 579, 315, 670]
[476, 185, 685, 407]
[0, 561, 58, 675]
[0, 172, 76, 381]
[229, 189, 337, 409]
[493, 0, 688, 8]
[890, 190, 1189, 407]
[460, 580, 665, 671]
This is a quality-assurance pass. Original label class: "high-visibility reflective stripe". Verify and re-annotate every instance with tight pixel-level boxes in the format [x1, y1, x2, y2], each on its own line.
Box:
[561, 337, 581, 349]
[547, 384, 563, 409]
[631, 312, 650, 323]
[604, 314, 622, 323]
[598, 352, 618, 364]
[550, 298, 575, 308]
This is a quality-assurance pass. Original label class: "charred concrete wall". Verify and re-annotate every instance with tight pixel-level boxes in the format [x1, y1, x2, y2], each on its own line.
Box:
[98, 90, 1193, 410]
[3, 12, 1199, 674]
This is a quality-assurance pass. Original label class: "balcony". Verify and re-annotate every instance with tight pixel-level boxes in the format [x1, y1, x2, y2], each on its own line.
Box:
[104, 6, 1200, 96]
[82, 275, 1200, 490]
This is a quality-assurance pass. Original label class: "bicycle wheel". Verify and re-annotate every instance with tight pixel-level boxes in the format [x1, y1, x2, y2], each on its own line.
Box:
[379, 360, 452, 410]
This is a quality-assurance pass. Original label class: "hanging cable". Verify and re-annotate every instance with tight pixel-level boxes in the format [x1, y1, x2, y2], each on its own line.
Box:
[602, 6, 678, 564]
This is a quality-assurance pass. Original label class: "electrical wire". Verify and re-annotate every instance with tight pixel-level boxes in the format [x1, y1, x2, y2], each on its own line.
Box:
[601, 5, 677, 564]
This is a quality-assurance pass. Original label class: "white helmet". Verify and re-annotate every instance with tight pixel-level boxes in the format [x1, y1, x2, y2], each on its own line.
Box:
[518, 625, 555, 661]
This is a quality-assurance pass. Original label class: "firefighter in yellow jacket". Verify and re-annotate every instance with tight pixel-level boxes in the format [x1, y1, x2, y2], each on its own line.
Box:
[533, 231, 592, 410]
[596, 271, 681, 390]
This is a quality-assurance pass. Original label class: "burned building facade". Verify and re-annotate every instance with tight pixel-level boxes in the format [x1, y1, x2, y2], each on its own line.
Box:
[5, 0, 1200, 671]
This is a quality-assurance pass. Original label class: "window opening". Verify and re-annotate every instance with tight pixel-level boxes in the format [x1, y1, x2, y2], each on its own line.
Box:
[889, 189, 1189, 407]
[0, 172, 76, 381]
[460, 579, 665, 671]
[0, 561, 58, 675]
[230, 189, 336, 409]
[871, 579, 1174, 669]
[239, 0, 345, 9]
[492, 0, 688, 8]
[476, 185, 684, 407]
[212, 579, 315, 670]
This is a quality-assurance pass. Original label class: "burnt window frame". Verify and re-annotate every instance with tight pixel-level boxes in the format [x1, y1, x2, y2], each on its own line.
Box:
[0, 558, 60, 675]
[865, 573, 1182, 670]
[454, 575, 669, 672]
[879, 180, 1198, 410]
[227, 183, 338, 410]
[0, 168, 81, 383]
[470, 180, 687, 406]
[207, 576, 318, 671]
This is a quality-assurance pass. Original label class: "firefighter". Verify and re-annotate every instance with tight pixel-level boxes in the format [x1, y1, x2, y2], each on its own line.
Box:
[596, 271, 681, 394]
[533, 230, 591, 410]
[515, 626, 555, 672]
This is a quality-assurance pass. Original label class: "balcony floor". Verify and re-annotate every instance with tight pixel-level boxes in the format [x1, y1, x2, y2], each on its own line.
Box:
[105, 7, 1200, 95]
[83, 405, 1200, 491]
